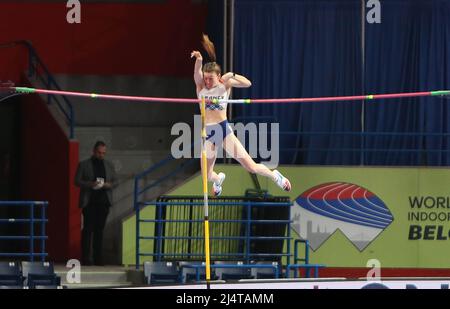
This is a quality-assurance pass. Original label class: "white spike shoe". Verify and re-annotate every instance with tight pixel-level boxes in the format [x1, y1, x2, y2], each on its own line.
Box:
[212, 172, 226, 196]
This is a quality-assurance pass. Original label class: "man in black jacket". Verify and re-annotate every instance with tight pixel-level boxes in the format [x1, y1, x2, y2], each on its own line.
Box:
[75, 141, 117, 266]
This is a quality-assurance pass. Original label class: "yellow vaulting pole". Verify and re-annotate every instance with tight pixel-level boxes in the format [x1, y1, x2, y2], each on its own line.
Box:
[200, 97, 212, 289]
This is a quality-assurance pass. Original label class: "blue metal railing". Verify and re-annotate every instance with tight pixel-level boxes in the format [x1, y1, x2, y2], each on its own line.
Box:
[0, 201, 48, 262]
[134, 158, 197, 208]
[233, 115, 450, 165]
[0, 40, 74, 138]
[135, 197, 292, 270]
[134, 153, 198, 270]
[278, 130, 450, 166]
[294, 239, 309, 264]
[287, 239, 325, 278]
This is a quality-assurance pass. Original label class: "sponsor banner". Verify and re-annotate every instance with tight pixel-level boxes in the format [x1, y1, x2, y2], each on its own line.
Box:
[288, 167, 450, 268]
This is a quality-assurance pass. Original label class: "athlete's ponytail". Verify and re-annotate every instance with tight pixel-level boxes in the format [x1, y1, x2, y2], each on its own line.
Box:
[201, 33, 217, 62]
[201, 33, 221, 75]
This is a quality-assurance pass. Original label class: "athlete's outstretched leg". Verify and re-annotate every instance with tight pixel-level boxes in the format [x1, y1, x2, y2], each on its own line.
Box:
[202, 141, 219, 182]
[202, 141, 226, 195]
[223, 133, 291, 191]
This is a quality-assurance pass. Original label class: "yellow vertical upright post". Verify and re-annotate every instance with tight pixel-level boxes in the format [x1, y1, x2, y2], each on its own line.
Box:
[201, 97, 211, 288]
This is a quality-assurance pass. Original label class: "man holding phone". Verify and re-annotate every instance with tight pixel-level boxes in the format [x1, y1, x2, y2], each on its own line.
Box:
[75, 141, 117, 266]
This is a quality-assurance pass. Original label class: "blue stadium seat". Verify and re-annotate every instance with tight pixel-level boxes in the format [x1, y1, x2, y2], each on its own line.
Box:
[250, 261, 280, 279]
[0, 285, 24, 289]
[179, 261, 218, 283]
[144, 261, 179, 285]
[213, 261, 253, 280]
[179, 261, 204, 283]
[21, 261, 61, 288]
[0, 262, 23, 286]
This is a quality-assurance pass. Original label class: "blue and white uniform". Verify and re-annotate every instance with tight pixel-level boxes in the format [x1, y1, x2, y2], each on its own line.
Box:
[198, 83, 232, 145]
[198, 83, 229, 111]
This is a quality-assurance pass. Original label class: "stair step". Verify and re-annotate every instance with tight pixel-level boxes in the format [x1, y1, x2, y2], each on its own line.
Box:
[54, 265, 137, 288]
[56, 271, 128, 284]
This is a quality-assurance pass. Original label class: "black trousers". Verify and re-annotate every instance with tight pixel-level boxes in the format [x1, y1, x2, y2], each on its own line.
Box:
[82, 202, 109, 265]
